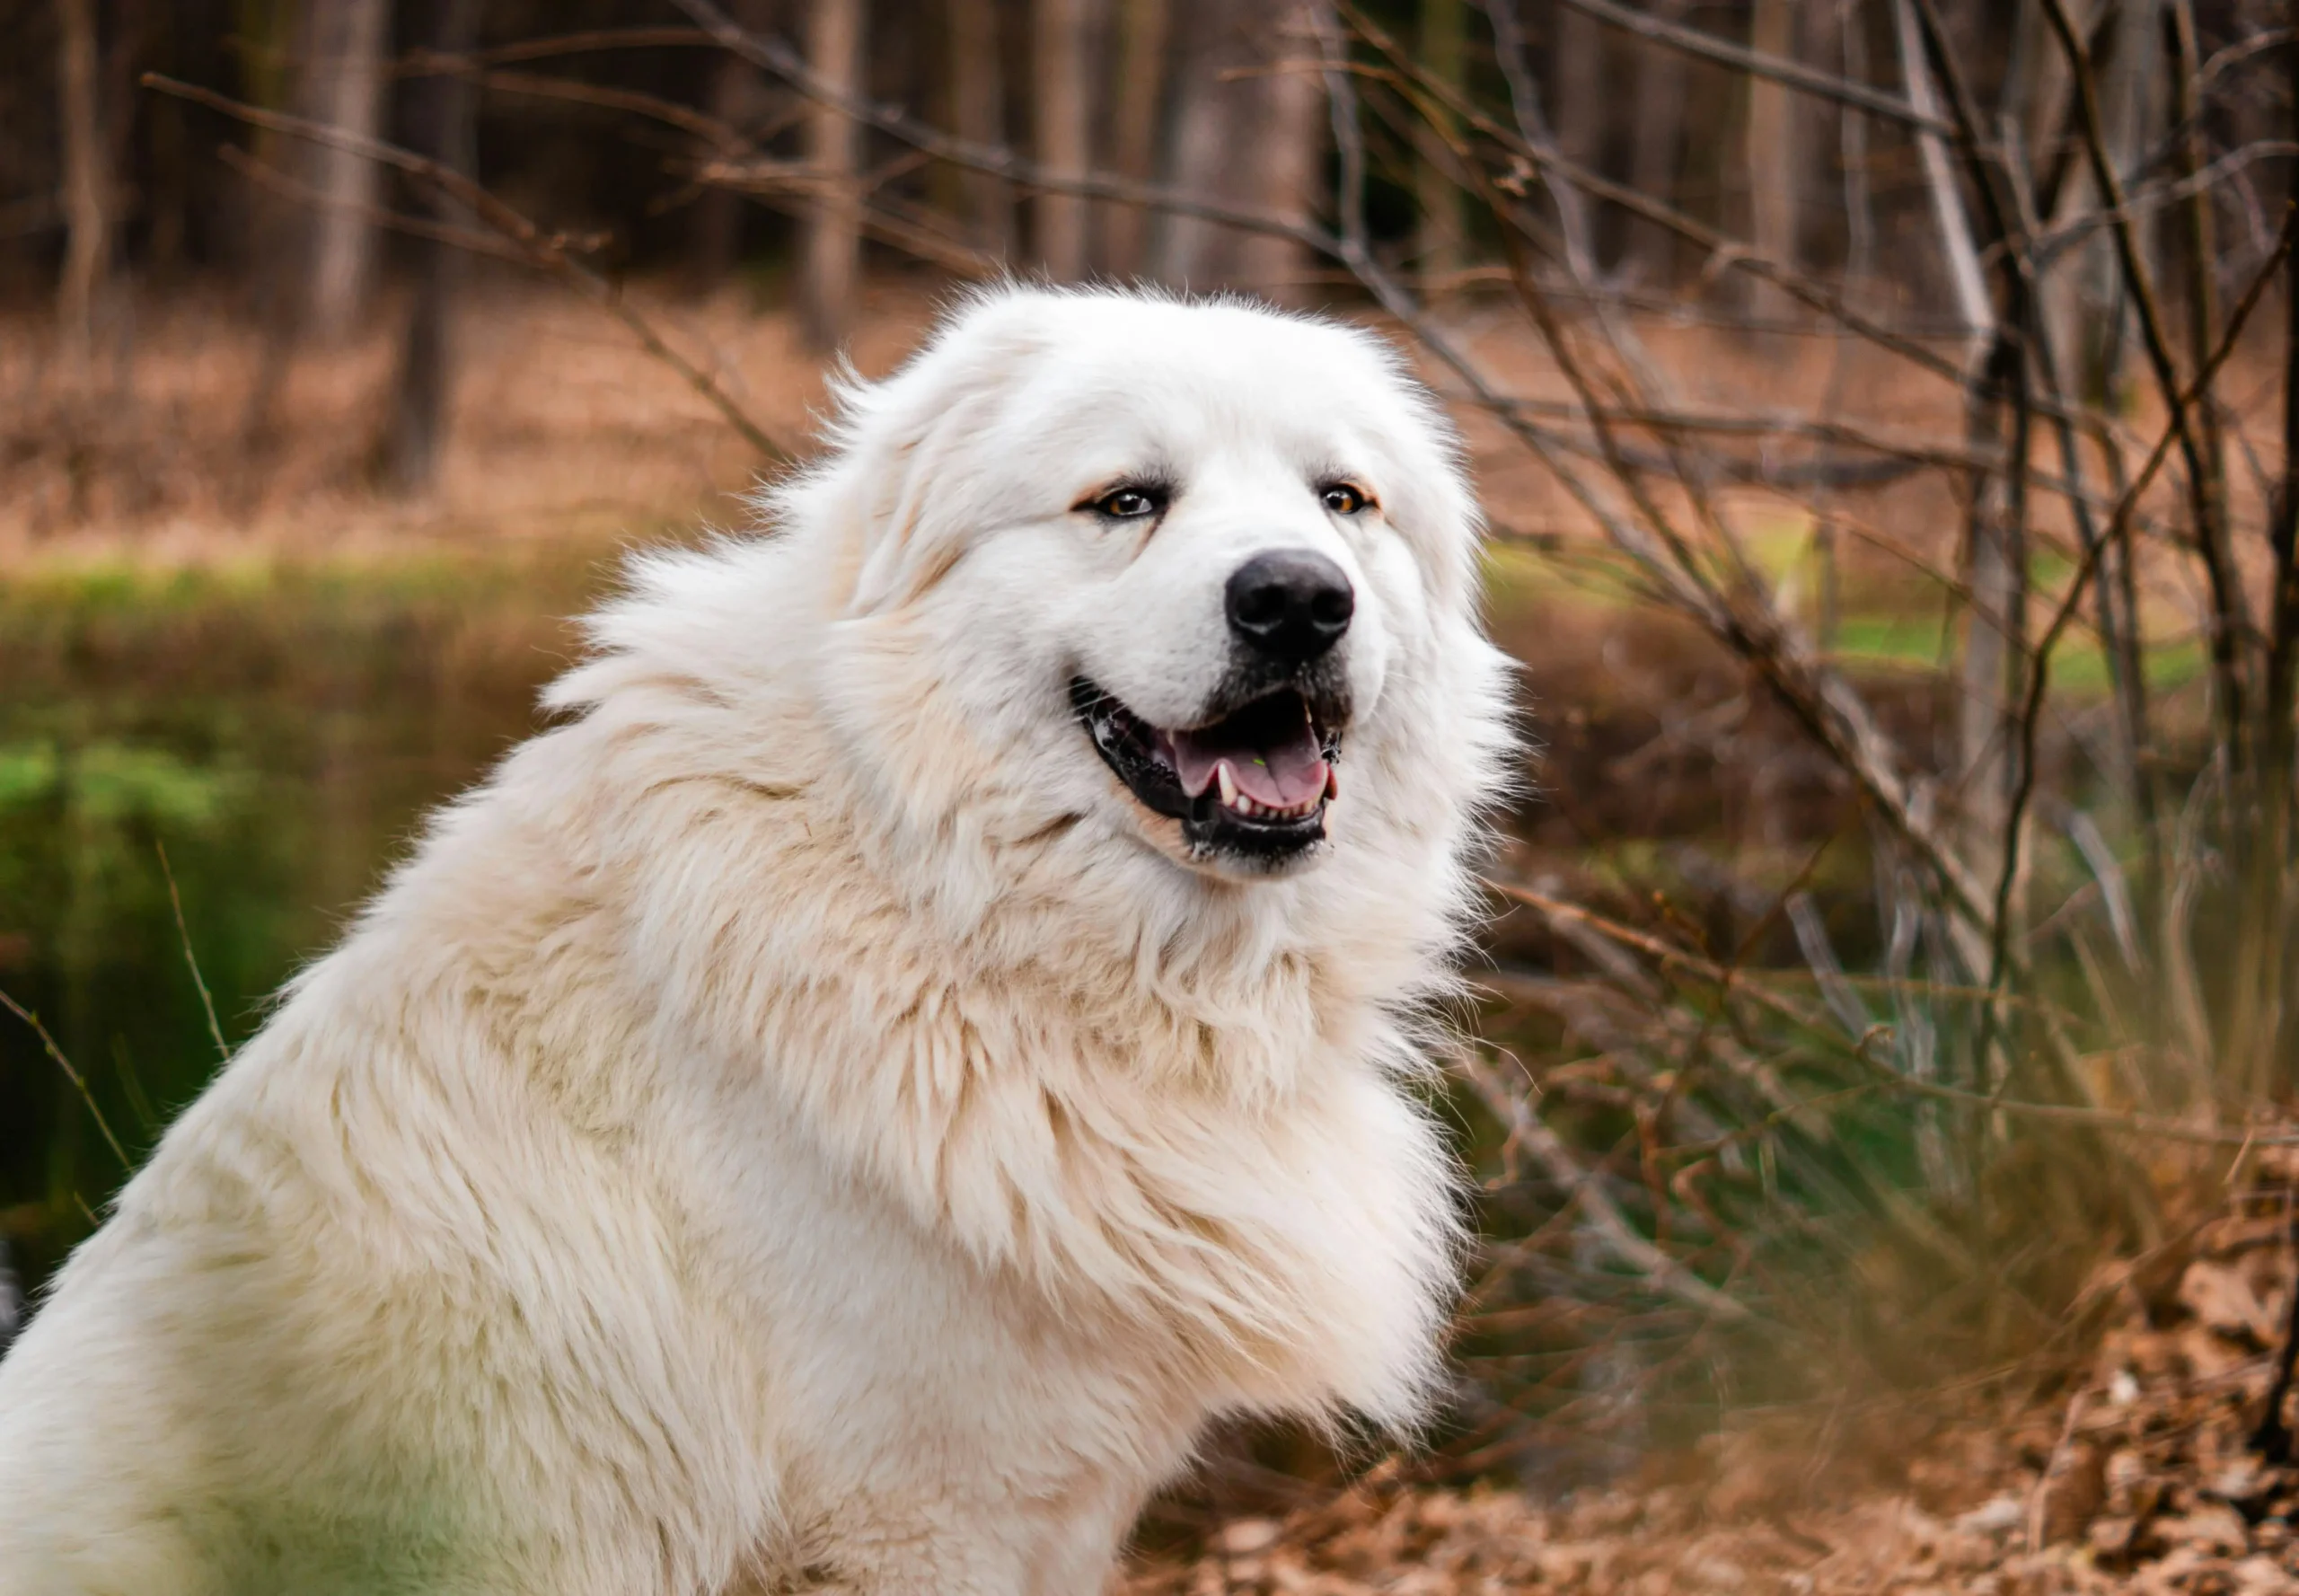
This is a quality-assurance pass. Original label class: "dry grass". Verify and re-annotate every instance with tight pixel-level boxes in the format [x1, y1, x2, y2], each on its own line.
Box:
[1122, 1159, 2299, 1594]
[4, 275, 2281, 683]
[0, 278, 2251, 547]
[0, 275, 942, 562]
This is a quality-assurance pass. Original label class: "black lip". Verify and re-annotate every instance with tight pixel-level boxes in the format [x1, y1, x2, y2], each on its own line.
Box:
[1070, 677, 1343, 865]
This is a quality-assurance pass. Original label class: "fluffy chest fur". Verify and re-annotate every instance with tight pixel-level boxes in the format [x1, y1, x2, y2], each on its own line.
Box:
[480, 666, 1466, 1424]
[324, 680, 1465, 1586]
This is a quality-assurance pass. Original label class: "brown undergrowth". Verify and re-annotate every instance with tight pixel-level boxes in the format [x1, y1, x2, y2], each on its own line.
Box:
[1127, 1151, 2299, 1594]
[14, 279, 2256, 589]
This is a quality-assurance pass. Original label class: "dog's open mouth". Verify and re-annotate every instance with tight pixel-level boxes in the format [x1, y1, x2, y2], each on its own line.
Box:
[1070, 677, 1342, 861]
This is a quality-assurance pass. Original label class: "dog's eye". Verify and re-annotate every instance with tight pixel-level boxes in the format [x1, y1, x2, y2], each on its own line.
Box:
[1088, 486, 1164, 520]
[1319, 482, 1369, 516]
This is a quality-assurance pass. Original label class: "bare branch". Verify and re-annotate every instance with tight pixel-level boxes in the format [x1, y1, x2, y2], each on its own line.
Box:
[1994, 211, 2297, 1055]
[1458, 1050, 1756, 1324]
[0, 988, 129, 1174]
[217, 143, 534, 266]
[2039, 0, 2250, 753]
[1554, 0, 1957, 139]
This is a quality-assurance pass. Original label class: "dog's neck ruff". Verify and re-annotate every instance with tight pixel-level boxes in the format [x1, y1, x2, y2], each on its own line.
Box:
[598, 753, 1456, 1419]
[528, 539, 1496, 1423]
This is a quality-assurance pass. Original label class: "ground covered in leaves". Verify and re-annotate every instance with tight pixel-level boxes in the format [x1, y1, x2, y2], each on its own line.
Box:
[1126, 1174, 2299, 1594]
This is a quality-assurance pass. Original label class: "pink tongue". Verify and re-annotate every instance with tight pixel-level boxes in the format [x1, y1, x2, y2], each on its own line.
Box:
[1168, 720, 1329, 807]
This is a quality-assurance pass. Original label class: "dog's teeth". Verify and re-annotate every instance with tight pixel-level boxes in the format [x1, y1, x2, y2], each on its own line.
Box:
[1325, 763, 1340, 801]
[1217, 763, 1238, 807]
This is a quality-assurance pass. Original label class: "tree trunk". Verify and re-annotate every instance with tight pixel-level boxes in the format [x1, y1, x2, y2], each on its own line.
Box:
[2004, 0, 2074, 170]
[798, 0, 863, 350]
[381, 0, 482, 497]
[1034, 0, 1095, 278]
[949, 0, 1013, 257]
[1552, 0, 1605, 267]
[1238, 7, 1320, 300]
[1155, 0, 1320, 301]
[2023, 0, 2098, 396]
[2056, 0, 2162, 410]
[1414, 0, 1466, 291]
[1837, 0, 1875, 303]
[56, 0, 109, 381]
[2248, 0, 2299, 1096]
[1896, 0, 2010, 977]
[688, 0, 779, 292]
[1101, 0, 1168, 277]
[304, 0, 392, 340]
[1743, 0, 1799, 328]
[1895, 0, 1989, 337]
[235, 0, 317, 453]
[1625, 0, 1690, 282]
[2023, 0, 2161, 862]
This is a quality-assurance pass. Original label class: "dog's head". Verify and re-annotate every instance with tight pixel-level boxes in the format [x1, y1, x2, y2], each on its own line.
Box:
[780, 286, 1508, 900]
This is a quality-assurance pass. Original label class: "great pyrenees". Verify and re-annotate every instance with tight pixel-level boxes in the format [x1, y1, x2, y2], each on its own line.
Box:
[0, 287, 1511, 1594]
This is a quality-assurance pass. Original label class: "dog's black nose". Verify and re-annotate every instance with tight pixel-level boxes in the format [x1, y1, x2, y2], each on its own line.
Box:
[1225, 550, 1353, 662]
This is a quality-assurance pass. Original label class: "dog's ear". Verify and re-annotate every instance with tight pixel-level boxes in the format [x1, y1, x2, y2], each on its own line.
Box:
[831, 299, 1045, 615]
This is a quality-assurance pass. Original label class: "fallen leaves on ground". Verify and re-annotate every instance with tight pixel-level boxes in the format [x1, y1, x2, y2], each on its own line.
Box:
[1126, 1171, 2299, 1593]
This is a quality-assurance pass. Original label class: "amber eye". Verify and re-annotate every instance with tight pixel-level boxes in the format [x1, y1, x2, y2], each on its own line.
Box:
[1090, 485, 1164, 519]
[1320, 482, 1369, 516]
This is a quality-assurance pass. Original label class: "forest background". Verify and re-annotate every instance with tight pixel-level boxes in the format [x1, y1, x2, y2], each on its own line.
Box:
[6, 1, 2299, 1586]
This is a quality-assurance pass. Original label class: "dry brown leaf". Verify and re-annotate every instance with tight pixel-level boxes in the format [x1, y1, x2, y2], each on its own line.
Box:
[1212, 1521, 1283, 1558]
[2182, 1322, 2261, 1382]
[2181, 1261, 2281, 1347]
[2161, 1503, 2251, 1556]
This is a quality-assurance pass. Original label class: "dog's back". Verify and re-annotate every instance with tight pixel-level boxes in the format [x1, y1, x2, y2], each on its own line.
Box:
[0, 793, 781, 1595]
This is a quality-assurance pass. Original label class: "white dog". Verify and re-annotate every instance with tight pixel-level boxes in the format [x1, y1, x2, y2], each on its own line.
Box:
[0, 287, 1511, 1594]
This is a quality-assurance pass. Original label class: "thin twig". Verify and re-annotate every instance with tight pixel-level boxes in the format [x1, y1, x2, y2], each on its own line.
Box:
[0, 988, 130, 1173]
[218, 143, 534, 265]
[392, 25, 717, 72]
[1323, 13, 2007, 947]
[1987, 212, 2298, 1085]
[1884, 1077, 2295, 1149]
[157, 842, 229, 1064]
[2021, 139, 2299, 266]
[1908, 0, 2043, 1084]
[2038, 0, 2249, 756]
[1454, 1, 1757, 587]
[417, 54, 744, 145]
[1554, 0, 1955, 137]
[1459, 1051, 1757, 1324]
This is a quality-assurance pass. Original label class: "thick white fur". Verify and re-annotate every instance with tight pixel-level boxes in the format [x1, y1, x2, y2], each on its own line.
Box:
[0, 287, 1512, 1595]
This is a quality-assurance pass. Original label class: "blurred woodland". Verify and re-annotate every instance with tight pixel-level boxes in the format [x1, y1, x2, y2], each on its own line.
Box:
[13, 1, 2299, 1582]
[3, 0, 2286, 494]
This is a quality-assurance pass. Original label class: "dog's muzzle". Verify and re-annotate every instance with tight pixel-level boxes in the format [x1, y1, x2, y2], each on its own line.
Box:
[1070, 664, 1349, 869]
